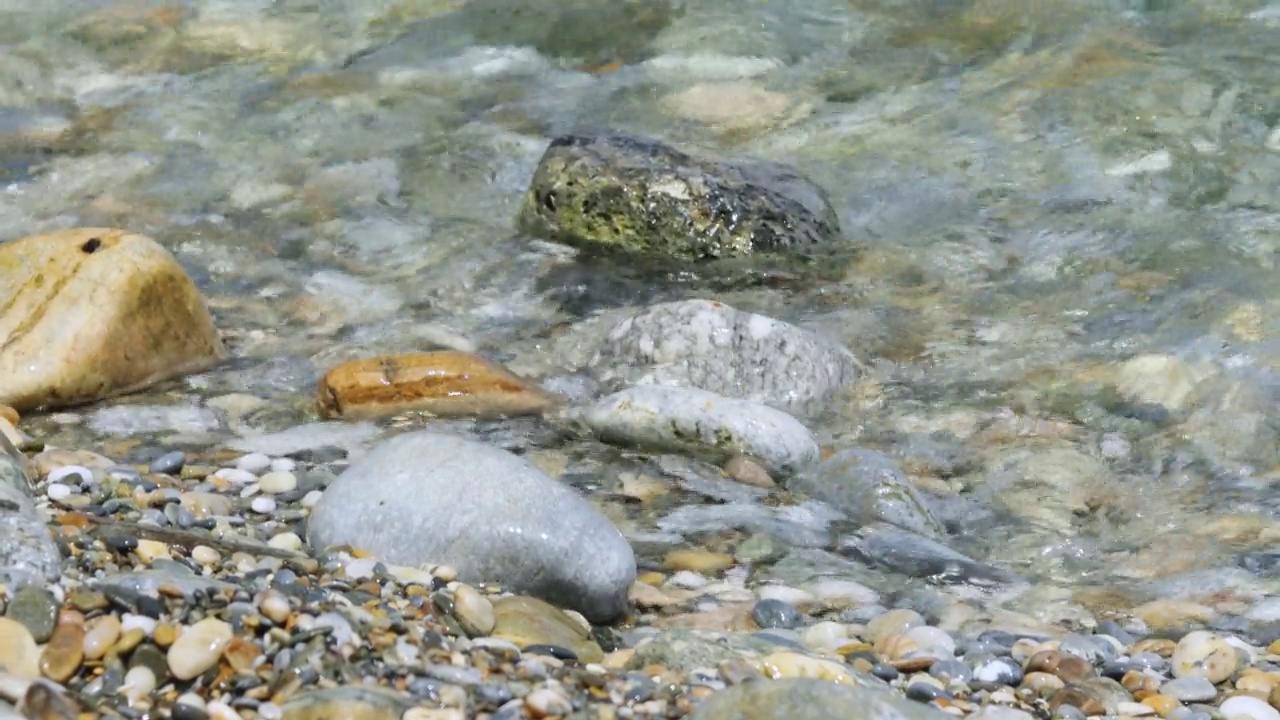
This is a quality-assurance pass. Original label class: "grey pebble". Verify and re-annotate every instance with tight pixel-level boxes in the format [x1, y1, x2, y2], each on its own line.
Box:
[149, 450, 186, 475]
[1054, 706, 1087, 720]
[973, 658, 1022, 685]
[1161, 677, 1218, 702]
[427, 664, 484, 686]
[1129, 652, 1168, 672]
[752, 599, 804, 629]
[905, 682, 950, 703]
[929, 659, 973, 685]
[871, 663, 900, 682]
[1097, 620, 1136, 645]
[5, 585, 58, 642]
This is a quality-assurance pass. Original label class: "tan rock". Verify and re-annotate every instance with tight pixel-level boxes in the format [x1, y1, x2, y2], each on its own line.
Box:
[663, 81, 810, 132]
[489, 596, 603, 664]
[0, 228, 225, 412]
[316, 351, 561, 420]
[0, 405, 16, 425]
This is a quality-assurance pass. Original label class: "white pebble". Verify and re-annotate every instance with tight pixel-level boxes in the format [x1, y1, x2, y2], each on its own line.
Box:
[167, 618, 233, 681]
[757, 585, 815, 606]
[191, 545, 220, 565]
[120, 613, 157, 636]
[257, 703, 283, 720]
[120, 665, 157, 705]
[1118, 702, 1156, 717]
[269, 457, 296, 472]
[524, 687, 572, 717]
[235, 452, 272, 473]
[213, 468, 257, 485]
[800, 621, 849, 651]
[207, 700, 242, 720]
[267, 531, 303, 552]
[239, 483, 261, 499]
[46, 483, 74, 501]
[257, 589, 292, 624]
[1220, 696, 1280, 720]
[301, 490, 324, 508]
[257, 471, 298, 494]
[807, 579, 880, 608]
[907, 625, 957, 657]
[250, 497, 278, 514]
[48, 465, 94, 485]
[666, 570, 709, 589]
[175, 693, 206, 711]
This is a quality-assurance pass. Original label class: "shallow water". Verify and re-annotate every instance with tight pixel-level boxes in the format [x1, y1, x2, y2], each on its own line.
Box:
[7, 0, 1280, 618]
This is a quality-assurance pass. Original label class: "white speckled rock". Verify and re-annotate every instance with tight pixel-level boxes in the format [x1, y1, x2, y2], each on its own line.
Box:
[589, 299, 859, 417]
[1170, 630, 1239, 684]
[572, 385, 819, 477]
[307, 432, 636, 622]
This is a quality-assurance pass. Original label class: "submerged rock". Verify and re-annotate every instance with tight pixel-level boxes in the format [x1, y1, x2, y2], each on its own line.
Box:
[0, 228, 225, 412]
[571, 386, 819, 477]
[589, 299, 859, 416]
[307, 431, 636, 622]
[840, 523, 1021, 586]
[517, 134, 845, 270]
[788, 448, 945, 539]
[0, 434, 62, 589]
[687, 677, 950, 720]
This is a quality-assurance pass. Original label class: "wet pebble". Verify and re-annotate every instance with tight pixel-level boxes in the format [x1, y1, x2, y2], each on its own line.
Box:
[453, 584, 496, 637]
[752, 599, 803, 630]
[167, 618, 233, 681]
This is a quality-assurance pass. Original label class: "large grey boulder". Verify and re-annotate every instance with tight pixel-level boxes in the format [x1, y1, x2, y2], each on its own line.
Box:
[688, 678, 953, 720]
[571, 386, 819, 477]
[589, 299, 859, 417]
[306, 431, 636, 622]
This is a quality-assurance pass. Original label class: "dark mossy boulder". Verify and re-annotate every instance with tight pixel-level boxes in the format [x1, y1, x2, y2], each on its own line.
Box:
[517, 134, 849, 273]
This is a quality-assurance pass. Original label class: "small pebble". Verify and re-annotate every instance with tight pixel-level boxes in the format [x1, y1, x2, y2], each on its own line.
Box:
[453, 584, 496, 637]
[249, 496, 277, 514]
[213, 467, 257, 485]
[1219, 696, 1280, 720]
[257, 471, 298, 494]
[752, 599, 803, 630]
[267, 532, 303, 551]
[167, 618, 233, 681]
[191, 545, 221, 565]
[46, 482, 74, 501]
[235, 453, 272, 473]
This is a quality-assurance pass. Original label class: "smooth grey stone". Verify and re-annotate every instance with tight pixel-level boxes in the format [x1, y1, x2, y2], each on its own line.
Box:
[98, 563, 238, 601]
[1161, 676, 1217, 703]
[840, 523, 1022, 585]
[752, 598, 804, 629]
[307, 431, 636, 622]
[905, 682, 950, 702]
[973, 657, 1022, 685]
[687, 678, 952, 720]
[930, 659, 973, 685]
[149, 450, 186, 475]
[589, 299, 859, 416]
[572, 385, 819, 477]
[790, 448, 944, 539]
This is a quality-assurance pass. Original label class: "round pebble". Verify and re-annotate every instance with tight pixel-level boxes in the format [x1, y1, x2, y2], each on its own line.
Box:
[1171, 631, 1238, 684]
[752, 599, 804, 630]
[150, 451, 186, 475]
[191, 545, 221, 565]
[213, 467, 257, 485]
[249, 496, 277, 514]
[267, 532, 303, 552]
[45, 482, 74, 501]
[257, 471, 297, 494]
[235, 452, 272, 473]
[1219, 696, 1280, 720]
[167, 618, 233, 681]
[866, 609, 924, 645]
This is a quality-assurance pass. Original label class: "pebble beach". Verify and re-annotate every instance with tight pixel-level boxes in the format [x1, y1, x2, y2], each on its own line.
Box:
[2, 1, 1280, 720]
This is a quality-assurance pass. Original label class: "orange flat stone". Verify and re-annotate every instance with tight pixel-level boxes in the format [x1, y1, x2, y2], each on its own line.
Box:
[316, 350, 561, 420]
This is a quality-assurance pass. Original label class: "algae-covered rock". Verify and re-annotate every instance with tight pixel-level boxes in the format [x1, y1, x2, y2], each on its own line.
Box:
[517, 134, 845, 268]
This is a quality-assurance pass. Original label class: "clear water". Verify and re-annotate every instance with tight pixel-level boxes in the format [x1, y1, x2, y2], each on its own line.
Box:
[7, 0, 1280, 618]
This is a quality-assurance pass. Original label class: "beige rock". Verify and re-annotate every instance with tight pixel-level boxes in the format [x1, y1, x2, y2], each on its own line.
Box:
[489, 596, 603, 664]
[316, 351, 561, 420]
[0, 618, 40, 678]
[663, 81, 811, 132]
[0, 228, 224, 412]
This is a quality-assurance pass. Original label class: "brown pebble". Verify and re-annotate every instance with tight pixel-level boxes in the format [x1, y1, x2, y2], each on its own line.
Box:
[222, 636, 262, 673]
[1132, 638, 1177, 657]
[1026, 649, 1061, 674]
[316, 351, 561, 420]
[663, 548, 734, 574]
[1142, 694, 1182, 718]
[1269, 683, 1280, 711]
[1050, 686, 1107, 716]
[1056, 654, 1095, 682]
[113, 628, 146, 656]
[1021, 671, 1066, 696]
[152, 623, 179, 648]
[39, 617, 85, 683]
[722, 455, 776, 488]
[0, 404, 17, 424]
[1122, 669, 1159, 694]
